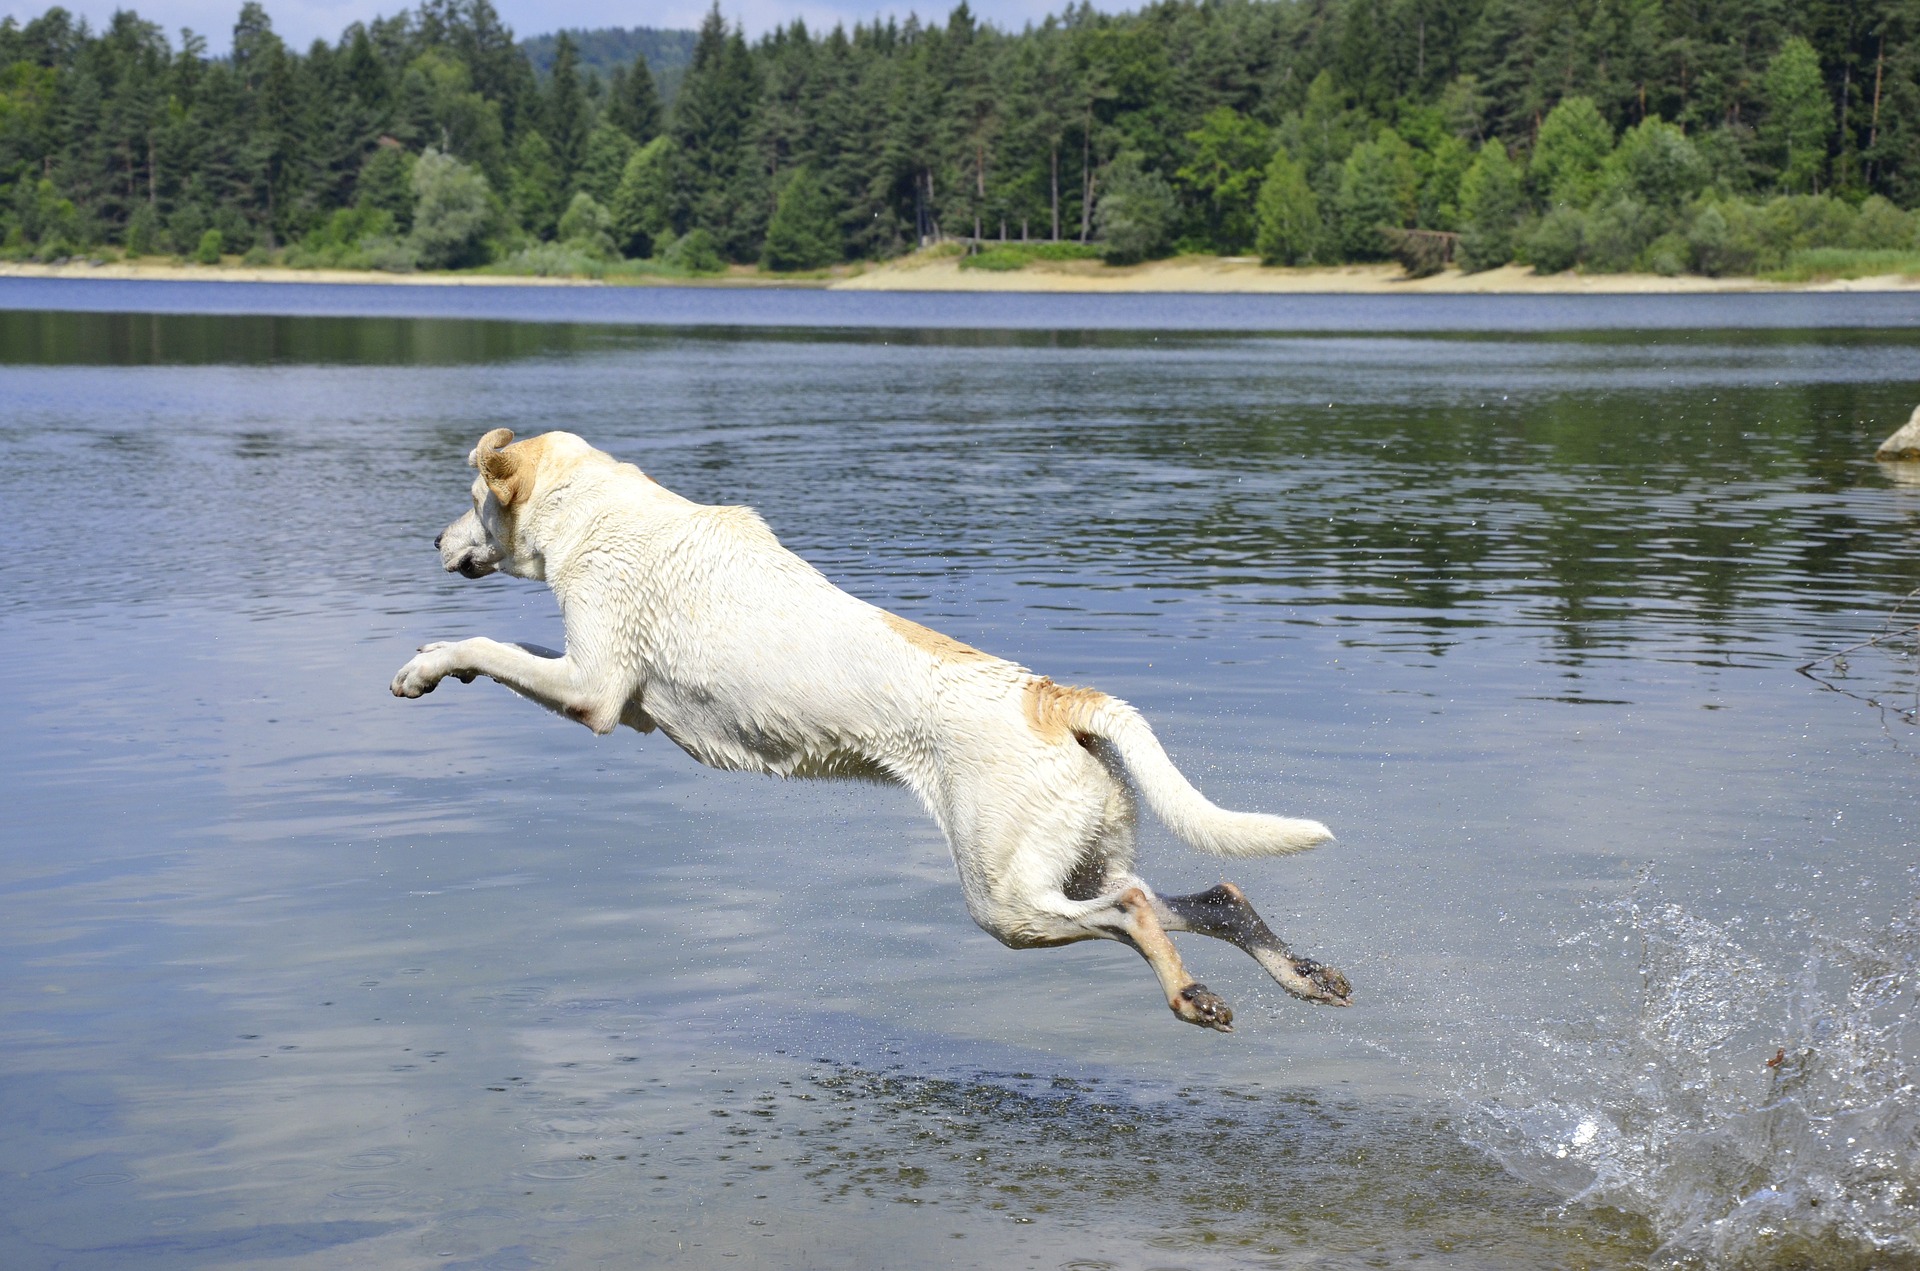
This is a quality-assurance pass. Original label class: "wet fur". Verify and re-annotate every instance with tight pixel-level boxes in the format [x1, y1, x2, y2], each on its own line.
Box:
[392, 430, 1351, 1030]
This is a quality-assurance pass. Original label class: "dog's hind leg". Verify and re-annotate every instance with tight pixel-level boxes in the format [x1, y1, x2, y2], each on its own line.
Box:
[1098, 886, 1238, 1032]
[1155, 883, 1352, 1007]
[988, 885, 1237, 1033]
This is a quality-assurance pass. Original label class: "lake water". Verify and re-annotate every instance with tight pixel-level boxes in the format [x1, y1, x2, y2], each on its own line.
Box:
[1, 280, 1917, 1270]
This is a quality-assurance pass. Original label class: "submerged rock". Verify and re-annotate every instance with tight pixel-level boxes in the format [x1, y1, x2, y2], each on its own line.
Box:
[1877, 406, 1920, 460]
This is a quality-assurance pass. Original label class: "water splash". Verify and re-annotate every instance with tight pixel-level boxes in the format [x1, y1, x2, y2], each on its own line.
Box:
[1461, 875, 1920, 1268]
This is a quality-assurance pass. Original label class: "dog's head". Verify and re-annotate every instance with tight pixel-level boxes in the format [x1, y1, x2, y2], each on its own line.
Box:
[435, 428, 595, 581]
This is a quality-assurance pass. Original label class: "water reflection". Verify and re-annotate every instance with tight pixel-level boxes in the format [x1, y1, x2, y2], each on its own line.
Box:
[1, 302, 1916, 1268]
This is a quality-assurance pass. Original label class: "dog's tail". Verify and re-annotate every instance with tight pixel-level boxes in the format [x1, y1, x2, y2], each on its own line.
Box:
[1031, 679, 1332, 858]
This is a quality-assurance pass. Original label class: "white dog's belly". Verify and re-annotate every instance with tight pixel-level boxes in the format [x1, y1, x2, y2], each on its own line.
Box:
[640, 680, 904, 782]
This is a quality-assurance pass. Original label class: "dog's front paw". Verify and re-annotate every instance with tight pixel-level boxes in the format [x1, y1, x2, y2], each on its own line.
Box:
[390, 653, 442, 698]
[392, 643, 471, 698]
[414, 641, 478, 683]
[1173, 983, 1234, 1032]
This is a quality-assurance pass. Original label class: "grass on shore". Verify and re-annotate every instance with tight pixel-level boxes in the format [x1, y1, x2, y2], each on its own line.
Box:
[1762, 247, 1920, 282]
[959, 241, 1104, 271]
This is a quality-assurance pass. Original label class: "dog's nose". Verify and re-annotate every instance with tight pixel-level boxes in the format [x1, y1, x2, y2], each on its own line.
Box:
[434, 532, 444, 549]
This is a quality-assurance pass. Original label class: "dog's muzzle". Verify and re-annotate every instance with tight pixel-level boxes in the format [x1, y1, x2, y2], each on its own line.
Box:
[436, 509, 502, 578]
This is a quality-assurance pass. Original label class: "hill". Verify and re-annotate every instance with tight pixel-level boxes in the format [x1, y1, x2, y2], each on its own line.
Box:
[520, 26, 696, 104]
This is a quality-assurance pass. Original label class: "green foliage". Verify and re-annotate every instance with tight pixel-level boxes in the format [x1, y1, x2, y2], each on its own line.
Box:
[1580, 196, 1659, 272]
[556, 191, 616, 258]
[1416, 133, 1473, 232]
[521, 27, 695, 100]
[124, 202, 157, 255]
[1601, 118, 1709, 208]
[959, 241, 1103, 270]
[1274, 71, 1365, 201]
[1334, 128, 1417, 260]
[761, 167, 840, 271]
[1438, 74, 1490, 143]
[576, 123, 634, 206]
[1457, 140, 1522, 270]
[1254, 145, 1321, 265]
[194, 227, 223, 263]
[167, 206, 208, 259]
[1094, 151, 1177, 264]
[542, 33, 589, 181]
[1175, 108, 1271, 254]
[611, 135, 675, 258]
[1523, 206, 1583, 273]
[1753, 194, 1858, 265]
[408, 147, 494, 269]
[287, 202, 398, 267]
[508, 130, 562, 240]
[1642, 232, 1688, 277]
[1764, 247, 1920, 282]
[1531, 97, 1614, 207]
[1687, 202, 1756, 276]
[661, 226, 723, 273]
[355, 147, 417, 231]
[1851, 196, 1915, 250]
[8, 176, 79, 252]
[2, 0, 1916, 282]
[605, 56, 662, 144]
[1762, 38, 1831, 195]
[489, 239, 607, 277]
[671, 7, 764, 262]
[393, 50, 505, 183]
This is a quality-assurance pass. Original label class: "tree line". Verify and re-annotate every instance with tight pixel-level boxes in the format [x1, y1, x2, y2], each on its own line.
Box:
[5, 0, 1920, 276]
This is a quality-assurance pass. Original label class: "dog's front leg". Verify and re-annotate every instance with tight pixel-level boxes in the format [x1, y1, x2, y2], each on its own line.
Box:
[390, 638, 633, 734]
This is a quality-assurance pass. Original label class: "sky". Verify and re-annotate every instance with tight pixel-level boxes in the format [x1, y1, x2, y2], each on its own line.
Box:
[0, 0, 1083, 52]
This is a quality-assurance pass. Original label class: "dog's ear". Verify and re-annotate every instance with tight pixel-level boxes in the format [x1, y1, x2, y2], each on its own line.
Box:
[470, 428, 526, 506]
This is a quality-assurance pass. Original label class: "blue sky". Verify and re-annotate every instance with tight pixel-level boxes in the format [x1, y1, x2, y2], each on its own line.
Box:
[0, 0, 1080, 52]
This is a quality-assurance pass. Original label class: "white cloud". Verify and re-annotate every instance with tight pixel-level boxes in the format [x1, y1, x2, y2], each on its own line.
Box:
[1, 0, 1085, 54]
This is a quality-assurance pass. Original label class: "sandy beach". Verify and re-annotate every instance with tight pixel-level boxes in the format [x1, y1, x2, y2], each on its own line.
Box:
[3, 254, 1918, 293]
[830, 253, 1920, 293]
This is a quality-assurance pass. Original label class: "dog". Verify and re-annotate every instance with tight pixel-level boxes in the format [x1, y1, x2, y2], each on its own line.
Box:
[391, 429, 1351, 1031]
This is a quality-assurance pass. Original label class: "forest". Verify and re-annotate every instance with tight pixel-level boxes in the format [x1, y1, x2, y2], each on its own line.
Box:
[5, 0, 1920, 277]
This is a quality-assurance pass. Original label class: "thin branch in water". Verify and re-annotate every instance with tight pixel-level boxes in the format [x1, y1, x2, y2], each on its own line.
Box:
[1797, 586, 1920, 736]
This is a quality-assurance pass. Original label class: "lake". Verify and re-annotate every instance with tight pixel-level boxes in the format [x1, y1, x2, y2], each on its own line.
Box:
[1, 280, 1916, 1270]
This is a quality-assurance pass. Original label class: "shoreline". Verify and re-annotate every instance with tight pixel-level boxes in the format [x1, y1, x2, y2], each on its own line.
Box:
[831, 254, 1920, 294]
[3, 256, 1918, 294]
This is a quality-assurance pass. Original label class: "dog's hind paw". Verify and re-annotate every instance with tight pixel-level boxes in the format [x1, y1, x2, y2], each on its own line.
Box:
[1286, 957, 1353, 1007]
[1174, 983, 1234, 1032]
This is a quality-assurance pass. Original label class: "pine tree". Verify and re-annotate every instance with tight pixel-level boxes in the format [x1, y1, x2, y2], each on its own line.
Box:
[1094, 149, 1176, 262]
[761, 164, 840, 268]
[1763, 37, 1833, 194]
[610, 134, 675, 256]
[1177, 107, 1272, 253]
[1334, 128, 1418, 258]
[1456, 138, 1522, 269]
[1254, 144, 1320, 264]
[508, 129, 563, 238]
[671, 6, 765, 260]
[576, 123, 633, 204]
[543, 31, 589, 185]
[605, 54, 661, 144]
[1531, 96, 1614, 207]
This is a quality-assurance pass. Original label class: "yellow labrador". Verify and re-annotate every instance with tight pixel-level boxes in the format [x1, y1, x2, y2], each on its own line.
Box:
[392, 430, 1350, 1030]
